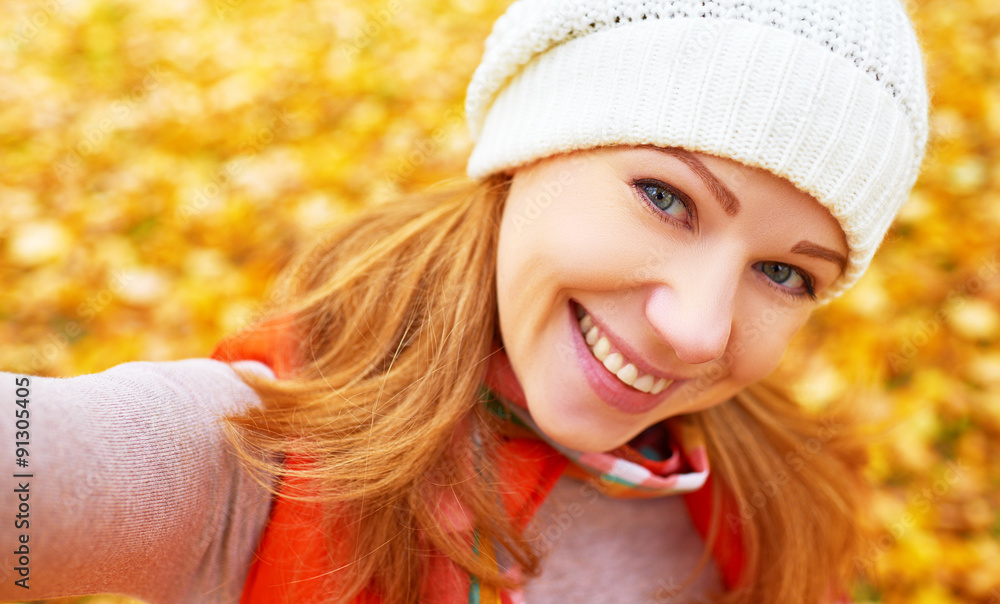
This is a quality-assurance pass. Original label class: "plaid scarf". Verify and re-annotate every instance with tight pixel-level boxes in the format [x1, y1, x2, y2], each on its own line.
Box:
[483, 388, 710, 498]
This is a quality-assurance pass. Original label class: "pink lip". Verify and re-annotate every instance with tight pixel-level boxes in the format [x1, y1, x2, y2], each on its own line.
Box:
[569, 301, 685, 415]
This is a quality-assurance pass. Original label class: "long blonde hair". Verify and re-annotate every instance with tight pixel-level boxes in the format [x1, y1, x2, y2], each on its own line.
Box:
[223, 174, 870, 603]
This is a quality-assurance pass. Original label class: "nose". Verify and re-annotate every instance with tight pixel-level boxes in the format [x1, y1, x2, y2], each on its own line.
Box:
[644, 273, 736, 366]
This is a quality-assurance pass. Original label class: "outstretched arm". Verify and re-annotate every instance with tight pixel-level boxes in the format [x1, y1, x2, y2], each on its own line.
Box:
[0, 359, 276, 604]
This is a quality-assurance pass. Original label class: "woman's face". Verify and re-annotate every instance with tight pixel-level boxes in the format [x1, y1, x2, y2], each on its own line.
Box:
[495, 146, 848, 452]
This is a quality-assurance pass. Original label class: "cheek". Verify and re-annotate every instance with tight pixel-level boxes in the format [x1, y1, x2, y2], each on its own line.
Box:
[498, 183, 635, 295]
[494, 184, 583, 352]
[729, 307, 811, 383]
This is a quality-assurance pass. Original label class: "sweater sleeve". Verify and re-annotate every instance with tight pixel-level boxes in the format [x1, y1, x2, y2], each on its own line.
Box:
[0, 359, 277, 604]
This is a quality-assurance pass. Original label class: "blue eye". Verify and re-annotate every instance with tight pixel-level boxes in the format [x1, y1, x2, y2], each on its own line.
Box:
[756, 261, 816, 300]
[637, 181, 691, 224]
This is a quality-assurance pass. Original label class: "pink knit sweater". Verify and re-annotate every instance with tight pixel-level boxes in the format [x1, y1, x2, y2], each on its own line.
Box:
[0, 359, 720, 603]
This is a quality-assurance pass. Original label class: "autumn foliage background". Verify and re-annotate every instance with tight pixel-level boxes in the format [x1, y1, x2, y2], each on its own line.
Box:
[0, 0, 997, 602]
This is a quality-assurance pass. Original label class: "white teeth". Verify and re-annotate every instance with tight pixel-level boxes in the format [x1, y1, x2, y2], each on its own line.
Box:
[616, 363, 639, 386]
[632, 374, 655, 393]
[603, 352, 623, 373]
[577, 309, 676, 396]
[592, 337, 611, 361]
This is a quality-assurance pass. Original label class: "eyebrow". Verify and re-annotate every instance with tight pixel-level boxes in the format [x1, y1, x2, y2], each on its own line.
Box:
[643, 145, 741, 216]
[642, 145, 847, 272]
[791, 241, 848, 271]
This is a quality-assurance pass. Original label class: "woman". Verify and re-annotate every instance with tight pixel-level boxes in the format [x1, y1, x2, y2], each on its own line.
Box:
[0, 0, 928, 602]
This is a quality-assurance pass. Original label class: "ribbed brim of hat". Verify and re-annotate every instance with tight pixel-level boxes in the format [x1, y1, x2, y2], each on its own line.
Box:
[467, 19, 922, 302]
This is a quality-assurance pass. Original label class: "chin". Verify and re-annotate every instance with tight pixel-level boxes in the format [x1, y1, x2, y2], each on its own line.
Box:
[527, 394, 642, 453]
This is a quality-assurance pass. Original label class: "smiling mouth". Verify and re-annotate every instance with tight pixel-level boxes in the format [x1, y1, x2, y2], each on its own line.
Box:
[575, 307, 672, 394]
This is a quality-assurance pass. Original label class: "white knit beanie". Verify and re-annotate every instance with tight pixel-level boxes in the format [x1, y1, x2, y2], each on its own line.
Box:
[465, 0, 929, 301]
